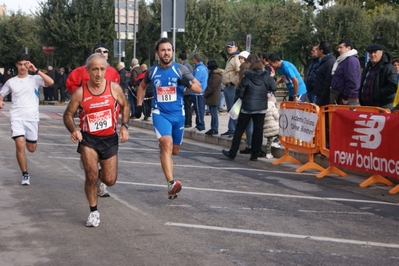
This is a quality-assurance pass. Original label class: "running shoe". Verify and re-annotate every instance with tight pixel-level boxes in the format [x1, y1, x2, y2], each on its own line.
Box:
[85, 211, 100, 227]
[21, 174, 30, 186]
[271, 142, 281, 148]
[168, 180, 182, 200]
[97, 178, 110, 197]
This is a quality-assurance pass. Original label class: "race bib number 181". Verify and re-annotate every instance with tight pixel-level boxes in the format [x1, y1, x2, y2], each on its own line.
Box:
[157, 86, 177, 102]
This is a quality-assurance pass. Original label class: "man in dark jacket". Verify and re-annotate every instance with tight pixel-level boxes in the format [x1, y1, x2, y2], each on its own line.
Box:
[314, 41, 336, 106]
[359, 44, 397, 108]
[304, 45, 320, 104]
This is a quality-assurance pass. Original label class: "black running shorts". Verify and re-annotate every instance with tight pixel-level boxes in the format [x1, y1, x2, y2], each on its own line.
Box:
[77, 132, 119, 160]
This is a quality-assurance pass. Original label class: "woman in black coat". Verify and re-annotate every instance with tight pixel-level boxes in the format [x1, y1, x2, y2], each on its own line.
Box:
[222, 60, 277, 161]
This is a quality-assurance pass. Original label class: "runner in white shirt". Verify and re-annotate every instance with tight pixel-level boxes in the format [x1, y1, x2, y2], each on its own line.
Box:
[0, 53, 54, 185]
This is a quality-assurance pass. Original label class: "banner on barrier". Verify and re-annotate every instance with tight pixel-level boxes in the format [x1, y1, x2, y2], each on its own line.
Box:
[279, 108, 318, 142]
[330, 110, 399, 179]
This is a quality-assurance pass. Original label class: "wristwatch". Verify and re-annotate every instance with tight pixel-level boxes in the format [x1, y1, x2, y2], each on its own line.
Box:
[34, 69, 39, 74]
[122, 123, 129, 129]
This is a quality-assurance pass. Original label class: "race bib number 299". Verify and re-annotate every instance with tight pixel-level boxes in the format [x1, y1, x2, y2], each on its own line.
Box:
[157, 86, 177, 102]
[87, 109, 112, 132]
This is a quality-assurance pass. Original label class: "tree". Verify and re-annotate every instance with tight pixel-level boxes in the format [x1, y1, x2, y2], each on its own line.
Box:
[0, 12, 44, 70]
[38, 0, 116, 68]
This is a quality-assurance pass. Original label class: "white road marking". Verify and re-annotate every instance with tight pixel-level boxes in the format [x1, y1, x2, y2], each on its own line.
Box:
[165, 222, 399, 249]
[116, 181, 399, 206]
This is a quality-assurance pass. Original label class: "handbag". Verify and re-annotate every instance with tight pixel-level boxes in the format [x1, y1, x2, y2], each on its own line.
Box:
[229, 98, 242, 120]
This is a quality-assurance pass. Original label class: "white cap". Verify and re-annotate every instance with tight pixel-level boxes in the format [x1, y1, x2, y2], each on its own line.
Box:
[238, 51, 249, 59]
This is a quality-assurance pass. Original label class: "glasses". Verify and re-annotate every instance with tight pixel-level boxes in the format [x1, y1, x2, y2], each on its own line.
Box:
[95, 49, 109, 54]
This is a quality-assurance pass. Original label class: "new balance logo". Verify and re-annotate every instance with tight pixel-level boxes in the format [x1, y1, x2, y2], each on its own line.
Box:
[350, 114, 385, 149]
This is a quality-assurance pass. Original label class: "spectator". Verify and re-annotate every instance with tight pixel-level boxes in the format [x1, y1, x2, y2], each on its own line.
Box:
[304, 45, 320, 104]
[117, 61, 128, 92]
[262, 53, 275, 77]
[391, 58, 399, 108]
[330, 39, 361, 105]
[238, 51, 250, 63]
[314, 41, 335, 106]
[178, 53, 194, 128]
[129, 58, 142, 118]
[359, 44, 397, 109]
[137, 64, 153, 121]
[45, 66, 56, 101]
[263, 93, 279, 159]
[268, 53, 307, 102]
[191, 53, 208, 132]
[57, 67, 67, 102]
[203, 59, 222, 136]
[237, 61, 253, 155]
[2, 69, 14, 101]
[222, 60, 277, 161]
[221, 40, 241, 138]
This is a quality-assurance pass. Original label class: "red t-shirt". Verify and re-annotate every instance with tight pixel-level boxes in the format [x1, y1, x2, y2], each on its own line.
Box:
[66, 65, 120, 93]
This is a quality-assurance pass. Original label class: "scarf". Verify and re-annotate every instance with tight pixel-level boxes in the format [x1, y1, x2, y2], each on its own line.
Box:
[331, 49, 358, 75]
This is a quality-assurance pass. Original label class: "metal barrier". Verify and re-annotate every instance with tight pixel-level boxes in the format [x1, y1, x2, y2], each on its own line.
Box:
[273, 101, 325, 173]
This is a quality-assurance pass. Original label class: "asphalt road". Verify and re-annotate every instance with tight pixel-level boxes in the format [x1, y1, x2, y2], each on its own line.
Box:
[1, 104, 399, 266]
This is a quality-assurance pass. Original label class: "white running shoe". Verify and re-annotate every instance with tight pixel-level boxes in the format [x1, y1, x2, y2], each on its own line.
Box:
[168, 180, 182, 199]
[266, 153, 274, 159]
[21, 174, 30, 186]
[85, 211, 100, 227]
[97, 178, 110, 197]
[271, 142, 281, 148]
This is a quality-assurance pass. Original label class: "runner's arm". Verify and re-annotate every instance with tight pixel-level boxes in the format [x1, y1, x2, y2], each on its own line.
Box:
[111, 82, 130, 143]
[63, 87, 83, 142]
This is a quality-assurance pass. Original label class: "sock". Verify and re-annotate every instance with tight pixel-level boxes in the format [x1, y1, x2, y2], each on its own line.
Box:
[168, 180, 174, 185]
[22, 171, 28, 176]
[90, 205, 98, 212]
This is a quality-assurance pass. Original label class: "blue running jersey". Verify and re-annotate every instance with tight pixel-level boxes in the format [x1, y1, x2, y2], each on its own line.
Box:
[144, 62, 195, 116]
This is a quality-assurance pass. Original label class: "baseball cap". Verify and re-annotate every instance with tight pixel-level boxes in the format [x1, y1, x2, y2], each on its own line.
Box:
[226, 41, 237, 47]
[238, 51, 250, 59]
[93, 43, 109, 52]
[366, 43, 383, 52]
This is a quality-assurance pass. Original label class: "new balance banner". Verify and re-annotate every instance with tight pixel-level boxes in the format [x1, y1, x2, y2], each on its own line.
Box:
[330, 110, 399, 179]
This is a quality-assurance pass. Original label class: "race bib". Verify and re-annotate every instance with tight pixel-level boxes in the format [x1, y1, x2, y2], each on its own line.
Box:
[87, 109, 112, 132]
[157, 86, 177, 102]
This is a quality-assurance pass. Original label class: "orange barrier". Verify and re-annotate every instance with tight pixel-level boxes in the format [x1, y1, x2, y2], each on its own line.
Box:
[273, 101, 325, 173]
[317, 105, 395, 191]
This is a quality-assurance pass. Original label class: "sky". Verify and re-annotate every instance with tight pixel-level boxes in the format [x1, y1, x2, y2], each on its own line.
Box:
[1, 0, 43, 14]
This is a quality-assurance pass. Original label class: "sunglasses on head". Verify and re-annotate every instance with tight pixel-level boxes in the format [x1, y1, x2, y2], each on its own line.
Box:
[95, 49, 109, 54]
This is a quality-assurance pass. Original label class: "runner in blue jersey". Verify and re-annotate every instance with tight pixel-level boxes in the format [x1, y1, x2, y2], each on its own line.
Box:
[135, 38, 201, 199]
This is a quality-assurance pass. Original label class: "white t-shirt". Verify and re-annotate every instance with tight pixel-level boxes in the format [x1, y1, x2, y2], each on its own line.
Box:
[0, 75, 44, 121]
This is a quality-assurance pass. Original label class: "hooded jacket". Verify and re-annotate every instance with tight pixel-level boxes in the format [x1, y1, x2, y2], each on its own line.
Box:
[237, 70, 277, 112]
[203, 68, 223, 106]
[359, 53, 397, 107]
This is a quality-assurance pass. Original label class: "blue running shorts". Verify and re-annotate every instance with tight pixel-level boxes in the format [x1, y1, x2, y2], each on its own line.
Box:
[152, 109, 185, 145]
